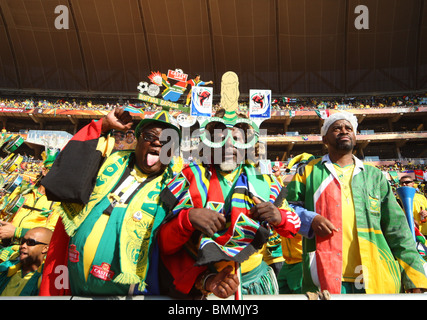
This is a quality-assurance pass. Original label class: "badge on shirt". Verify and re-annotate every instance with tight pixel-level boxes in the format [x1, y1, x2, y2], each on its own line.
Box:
[369, 196, 380, 216]
[133, 211, 143, 221]
[90, 262, 115, 281]
[68, 244, 80, 263]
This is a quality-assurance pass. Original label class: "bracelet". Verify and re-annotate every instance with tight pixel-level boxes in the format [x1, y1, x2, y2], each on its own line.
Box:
[195, 270, 215, 296]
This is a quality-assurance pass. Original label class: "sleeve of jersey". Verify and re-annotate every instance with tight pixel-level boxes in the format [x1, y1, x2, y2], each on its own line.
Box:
[267, 174, 301, 238]
[158, 208, 195, 255]
[41, 119, 114, 204]
[273, 208, 301, 238]
[286, 177, 306, 203]
[158, 175, 195, 255]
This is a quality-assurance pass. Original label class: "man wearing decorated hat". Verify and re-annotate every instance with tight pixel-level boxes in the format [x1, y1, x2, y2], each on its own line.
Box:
[286, 111, 427, 295]
[157, 72, 301, 299]
[38, 107, 187, 296]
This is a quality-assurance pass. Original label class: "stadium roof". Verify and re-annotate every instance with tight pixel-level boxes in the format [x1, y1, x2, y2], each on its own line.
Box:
[1, 0, 427, 98]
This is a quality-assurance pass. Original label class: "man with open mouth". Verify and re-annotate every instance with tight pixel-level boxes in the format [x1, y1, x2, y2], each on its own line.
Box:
[0, 227, 52, 296]
[39, 108, 182, 296]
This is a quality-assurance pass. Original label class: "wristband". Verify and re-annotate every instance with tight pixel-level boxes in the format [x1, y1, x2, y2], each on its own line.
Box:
[195, 270, 215, 297]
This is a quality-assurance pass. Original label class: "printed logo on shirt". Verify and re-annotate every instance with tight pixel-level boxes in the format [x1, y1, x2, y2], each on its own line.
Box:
[368, 196, 380, 216]
[90, 262, 115, 281]
[68, 244, 80, 263]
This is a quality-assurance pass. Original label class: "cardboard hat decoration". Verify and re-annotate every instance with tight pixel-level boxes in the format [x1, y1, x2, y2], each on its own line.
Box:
[199, 71, 260, 149]
[135, 110, 181, 142]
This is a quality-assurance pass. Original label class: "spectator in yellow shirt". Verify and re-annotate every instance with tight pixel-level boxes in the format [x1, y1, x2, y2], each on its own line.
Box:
[0, 227, 52, 296]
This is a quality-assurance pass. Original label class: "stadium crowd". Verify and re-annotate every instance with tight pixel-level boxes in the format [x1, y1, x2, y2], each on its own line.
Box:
[1, 92, 426, 113]
[0, 101, 425, 299]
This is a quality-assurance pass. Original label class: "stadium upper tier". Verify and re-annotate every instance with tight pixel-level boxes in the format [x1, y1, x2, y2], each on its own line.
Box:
[0, 99, 425, 160]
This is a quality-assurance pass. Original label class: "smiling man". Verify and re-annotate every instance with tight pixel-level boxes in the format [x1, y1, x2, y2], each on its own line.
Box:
[286, 111, 427, 295]
[39, 108, 181, 296]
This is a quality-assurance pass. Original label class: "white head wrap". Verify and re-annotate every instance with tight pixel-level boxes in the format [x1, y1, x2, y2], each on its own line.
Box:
[320, 111, 358, 136]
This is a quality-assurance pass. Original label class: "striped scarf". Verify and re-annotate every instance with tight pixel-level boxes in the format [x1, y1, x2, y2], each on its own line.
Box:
[167, 163, 272, 266]
[62, 151, 170, 291]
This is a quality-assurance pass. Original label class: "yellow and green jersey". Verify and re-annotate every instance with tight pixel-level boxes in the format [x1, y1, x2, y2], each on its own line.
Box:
[287, 154, 427, 294]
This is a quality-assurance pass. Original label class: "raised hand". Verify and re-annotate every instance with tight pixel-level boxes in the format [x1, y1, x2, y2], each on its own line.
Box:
[101, 107, 133, 133]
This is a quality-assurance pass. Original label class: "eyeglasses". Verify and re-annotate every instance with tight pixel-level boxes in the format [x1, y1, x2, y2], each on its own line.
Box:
[141, 132, 171, 146]
[20, 238, 48, 246]
[199, 117, 259, 149]
[401, 180, 413, 185]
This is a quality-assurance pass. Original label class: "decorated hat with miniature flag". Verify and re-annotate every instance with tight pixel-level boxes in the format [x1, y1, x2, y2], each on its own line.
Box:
[198, 71, 260, 150]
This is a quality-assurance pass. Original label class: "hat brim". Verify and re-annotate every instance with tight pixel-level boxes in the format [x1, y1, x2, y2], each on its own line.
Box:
[135, 118, 181, 142]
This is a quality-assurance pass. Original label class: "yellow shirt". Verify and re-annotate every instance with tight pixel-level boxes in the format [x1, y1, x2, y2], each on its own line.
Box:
[11, 188, 60, 235]
[1, 269, 35, 296]
[413, 193, 427, 235]
[0, 188, 60, 262]
[242, 247, 264, 273]
[281, 233, 302, 265]
[333, 163, 362, 282]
